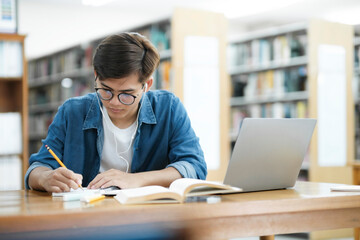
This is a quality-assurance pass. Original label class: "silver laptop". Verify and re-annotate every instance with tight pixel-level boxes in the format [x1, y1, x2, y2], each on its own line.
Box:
[224, 118, 316, 192]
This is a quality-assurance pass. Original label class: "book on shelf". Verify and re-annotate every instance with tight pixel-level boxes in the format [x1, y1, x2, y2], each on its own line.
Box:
[0, 41, 22, 77]
[0, 112, 22, 155]
[154, 60, 172, 90]
[114, 178, 242, 204]
[0, 155, 21, 190]
[231, 100, 308, 123]
[28, 46, 85, 80]
[242, 67, 307, 100]
[29, 112, 54, 138]
[150, 24, 170, 51]
[228, 32, 307, 68]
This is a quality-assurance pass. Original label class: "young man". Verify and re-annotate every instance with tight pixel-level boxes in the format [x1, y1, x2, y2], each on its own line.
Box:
[26, 32, 207, 192]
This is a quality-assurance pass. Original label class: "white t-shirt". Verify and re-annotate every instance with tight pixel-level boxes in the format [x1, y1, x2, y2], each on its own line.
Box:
[99, 107, 137, 173]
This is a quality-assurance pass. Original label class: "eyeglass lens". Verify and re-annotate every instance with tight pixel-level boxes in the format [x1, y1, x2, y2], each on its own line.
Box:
[97, 89, 135, 105]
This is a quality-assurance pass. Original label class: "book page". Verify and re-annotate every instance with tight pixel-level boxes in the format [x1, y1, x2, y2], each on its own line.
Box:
[115, 186, 182, 204]
[169, 178, 242, 197]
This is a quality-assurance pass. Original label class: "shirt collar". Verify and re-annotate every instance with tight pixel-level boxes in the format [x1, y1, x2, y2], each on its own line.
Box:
[138, 93, 157, 125]
[83, 93, 103, 131]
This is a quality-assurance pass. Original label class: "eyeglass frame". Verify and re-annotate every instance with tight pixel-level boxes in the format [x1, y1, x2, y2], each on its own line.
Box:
[94, 77, 145, 105]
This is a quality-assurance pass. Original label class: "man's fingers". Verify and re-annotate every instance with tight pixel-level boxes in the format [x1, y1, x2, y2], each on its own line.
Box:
[57, 168, 82, 182]
[50, 168, 82, 191]
[90, 175, 110, 189]
[100, 180, 117, 189]
[88, 173, 103, 189]
[51, 180, 71, 192]
[49, 186, 62, 193]
[74, 173, 83, 186]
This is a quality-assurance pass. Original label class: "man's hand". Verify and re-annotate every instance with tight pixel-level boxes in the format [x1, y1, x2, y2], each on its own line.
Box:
[88, 169, 143, 189]
[87, 167, 182, 190]
[29, 167, 83, 193]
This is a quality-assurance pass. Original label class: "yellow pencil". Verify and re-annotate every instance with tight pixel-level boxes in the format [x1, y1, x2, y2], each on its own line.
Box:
[45, 144, 83, 190]
[83, 194, 105, 203]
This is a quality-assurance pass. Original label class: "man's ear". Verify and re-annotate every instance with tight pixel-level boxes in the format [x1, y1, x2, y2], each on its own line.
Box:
[144, 78, 153, 92]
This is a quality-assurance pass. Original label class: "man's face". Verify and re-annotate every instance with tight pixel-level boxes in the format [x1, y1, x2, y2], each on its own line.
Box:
[95, 73, 144, 127]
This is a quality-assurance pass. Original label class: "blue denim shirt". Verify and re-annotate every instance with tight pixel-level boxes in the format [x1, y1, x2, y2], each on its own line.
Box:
[25, 91, 207, 189]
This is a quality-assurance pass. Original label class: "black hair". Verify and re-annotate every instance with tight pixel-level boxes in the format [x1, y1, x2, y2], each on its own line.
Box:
[93, 32, 160, 83]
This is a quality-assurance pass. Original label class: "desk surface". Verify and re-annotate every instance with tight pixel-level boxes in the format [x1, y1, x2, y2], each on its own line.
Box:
[1, 181, 360, 239]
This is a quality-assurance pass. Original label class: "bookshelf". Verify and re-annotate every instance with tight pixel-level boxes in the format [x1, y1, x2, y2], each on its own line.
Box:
[353, 30, 360, 240]
[228, 22, 310, 180]
[228, 20, 354, 239]
[0, 33, 28, 190]
[354, 32, 360, 162]
[307, 20, 354, 240]
[28, 19, 172, 155]
[28, 8, 229, 182]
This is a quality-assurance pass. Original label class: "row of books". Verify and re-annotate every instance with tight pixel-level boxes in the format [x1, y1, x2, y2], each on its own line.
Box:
[228, 33, 307, 68]
[29, 112, 54, 139]
[0, 41, 22, 77]
[29, 141, 43, 155]
[232, 66, 307, 98]
[29, 79, 92, 106]
[355, 105, 360, 160]
[29, 67, 172, 107]
[356, 134, 360, 160]
[154, 60, 172, 91]
[0, 112, 22, 155]
[28, 23, 171, 81]
[137, 23, 171, 52]
[28, 47, 84, 80]
[355, 44, 360, 69]
[0, 156, 21, 190]
[231, 101, 308, 134]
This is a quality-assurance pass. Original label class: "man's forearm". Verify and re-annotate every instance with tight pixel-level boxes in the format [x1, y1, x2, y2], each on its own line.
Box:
[136, 167, 182, 187]
[28, 166, 52, 191]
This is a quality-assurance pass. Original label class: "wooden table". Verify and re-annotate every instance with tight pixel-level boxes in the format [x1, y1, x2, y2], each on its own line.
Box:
[352, 162, 360, 240]
[1, 181, 360, 240]
[353, 162, 360, 185]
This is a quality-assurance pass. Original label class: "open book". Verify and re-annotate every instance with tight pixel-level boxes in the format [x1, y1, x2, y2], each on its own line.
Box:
[114, 178, 242, 204]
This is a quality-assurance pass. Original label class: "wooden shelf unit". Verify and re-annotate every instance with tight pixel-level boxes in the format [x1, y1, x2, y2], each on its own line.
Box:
[0, 33, 28, 189]
[228, 22, 310, 177]
[228, 20, 355, 239]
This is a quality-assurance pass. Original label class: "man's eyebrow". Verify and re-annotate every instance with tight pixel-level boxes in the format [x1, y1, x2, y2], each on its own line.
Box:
[100, 82, 113, 89]
[100, 82, 136, 92]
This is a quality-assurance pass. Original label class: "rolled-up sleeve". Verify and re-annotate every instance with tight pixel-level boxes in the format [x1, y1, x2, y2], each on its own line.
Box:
[24, 161, 54, 189]
[167, 161, 197, 178]
[167, 97, 207, 180]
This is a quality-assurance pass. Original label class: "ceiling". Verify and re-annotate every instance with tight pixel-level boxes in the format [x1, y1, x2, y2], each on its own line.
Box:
[18, 0, 360, 59]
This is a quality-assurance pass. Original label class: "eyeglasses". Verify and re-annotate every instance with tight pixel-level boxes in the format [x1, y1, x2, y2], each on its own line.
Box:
[95, 88, 139, 105]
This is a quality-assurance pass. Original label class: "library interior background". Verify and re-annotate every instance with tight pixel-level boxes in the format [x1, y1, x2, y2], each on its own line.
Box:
[1, 0, 360, 239]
